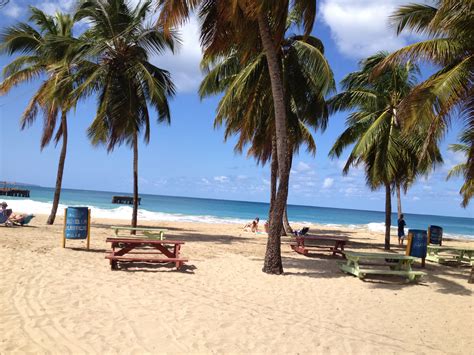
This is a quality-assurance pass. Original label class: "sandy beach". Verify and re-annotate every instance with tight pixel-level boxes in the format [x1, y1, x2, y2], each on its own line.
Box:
[0, 214, 472, 354]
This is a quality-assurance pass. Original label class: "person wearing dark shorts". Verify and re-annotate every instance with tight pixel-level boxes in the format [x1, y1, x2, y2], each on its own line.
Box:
[398, 214, 406, 245]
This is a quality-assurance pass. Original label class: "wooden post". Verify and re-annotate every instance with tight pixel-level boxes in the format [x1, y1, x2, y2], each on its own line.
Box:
[405, 233, 412, 256]
[62, 208, 67, 248]
[86, 209, 91, 250]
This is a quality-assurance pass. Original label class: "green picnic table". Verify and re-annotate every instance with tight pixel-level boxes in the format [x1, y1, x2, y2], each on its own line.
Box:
[339, 251, 426, 282]
[110, 226, 168, 240]
[426, 245, 474, 265]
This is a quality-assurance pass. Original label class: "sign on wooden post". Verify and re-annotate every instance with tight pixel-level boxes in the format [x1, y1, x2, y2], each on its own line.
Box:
[406, 229, 427, 267]
[62, 207, 91, 249]
[428, 225, 443, 245]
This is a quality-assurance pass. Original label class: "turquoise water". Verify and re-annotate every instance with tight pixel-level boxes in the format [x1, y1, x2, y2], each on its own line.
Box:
[2, 185, 473, 238]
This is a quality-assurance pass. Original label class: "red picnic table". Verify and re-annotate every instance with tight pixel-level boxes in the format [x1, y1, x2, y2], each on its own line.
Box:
[290, 235, 348, 257]
[105, 237, 188, 270]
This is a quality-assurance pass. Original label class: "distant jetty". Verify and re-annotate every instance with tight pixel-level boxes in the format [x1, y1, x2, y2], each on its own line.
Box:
[112, 196, 140, 205]
[0, 182, 30, 198]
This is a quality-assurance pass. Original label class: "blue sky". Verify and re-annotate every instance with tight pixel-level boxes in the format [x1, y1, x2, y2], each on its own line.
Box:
[0, 0, 472, 218]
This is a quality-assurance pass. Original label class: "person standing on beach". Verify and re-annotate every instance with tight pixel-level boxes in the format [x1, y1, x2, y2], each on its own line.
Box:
[398, 214, 406, 245]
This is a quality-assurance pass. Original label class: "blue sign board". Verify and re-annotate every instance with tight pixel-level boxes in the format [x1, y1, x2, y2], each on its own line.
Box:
[65, 207, 89, 240]
[428, 225, 443, 245]
[407, 229, 427, 259]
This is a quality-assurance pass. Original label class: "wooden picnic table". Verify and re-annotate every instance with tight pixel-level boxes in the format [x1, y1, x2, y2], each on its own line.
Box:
[339, 251, 426, 282]
[290, 235, 347, 256]
[105, 237, 188, 270]
[110, 226, 168, 240]
[426, 245, 474, 265]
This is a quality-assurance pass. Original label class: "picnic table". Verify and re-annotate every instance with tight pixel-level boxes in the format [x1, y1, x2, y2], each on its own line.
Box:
[110, 226, 168, 240]
[290, 235, 347, 256]
[339, 251, 426, 282]
[426, 245, 474, 265]
[105, 237, 188, 270]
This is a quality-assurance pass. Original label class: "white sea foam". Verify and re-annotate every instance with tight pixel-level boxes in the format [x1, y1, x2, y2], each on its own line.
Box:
[2, 198, 248, 224]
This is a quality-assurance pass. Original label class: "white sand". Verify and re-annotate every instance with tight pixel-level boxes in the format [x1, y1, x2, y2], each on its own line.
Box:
[0, 214, 472, 353]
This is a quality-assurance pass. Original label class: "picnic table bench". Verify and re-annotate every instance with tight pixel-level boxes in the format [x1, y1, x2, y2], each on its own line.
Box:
[339, 251, 426, 282]
[426, 245, 474, 265]
[290, 235, 347, 256]
[105, 237, 188, 270]
[110, 226, 168, 240]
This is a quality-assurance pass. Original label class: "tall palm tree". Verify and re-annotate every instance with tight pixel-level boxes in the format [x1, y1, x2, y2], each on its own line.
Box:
[157, 0, 318, 274]
[0, 8, 80, 225]
[378, 0, 473, 207]
[329, 52, 442, 250]
[200, 33, 334, 236]
[73, 0, 176, 230]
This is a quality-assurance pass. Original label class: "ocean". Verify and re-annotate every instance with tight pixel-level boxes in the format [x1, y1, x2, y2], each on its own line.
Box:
[2, 186, 473, 239]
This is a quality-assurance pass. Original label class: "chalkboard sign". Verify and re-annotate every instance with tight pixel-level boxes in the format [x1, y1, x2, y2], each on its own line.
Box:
[428, 225, 443, 245]
[406, 229, 427, 266]
[63, 207, 90, 248]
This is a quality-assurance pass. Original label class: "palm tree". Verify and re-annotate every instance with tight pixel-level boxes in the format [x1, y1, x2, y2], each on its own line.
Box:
[200, 33, 334, 236]
[157, 0, 318, 274]
[73, 0, 176, 230]
[0, 8, 80, 225]
[447, 142, 473, 207]
[378, 0, 473, 207]
[329, 52, 442, 250]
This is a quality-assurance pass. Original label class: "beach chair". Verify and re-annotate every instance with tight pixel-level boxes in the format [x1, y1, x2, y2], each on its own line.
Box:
[0, 209, 13, 226]
[10, 214, 35, 226]
[293, 226, 310, 236]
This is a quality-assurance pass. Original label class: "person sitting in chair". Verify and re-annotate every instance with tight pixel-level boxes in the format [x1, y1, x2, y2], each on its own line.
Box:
[1, 201, 34, 226]
[243, 217, 260, 233]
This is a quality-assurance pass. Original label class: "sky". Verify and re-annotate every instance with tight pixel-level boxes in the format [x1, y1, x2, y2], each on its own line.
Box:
[0, 0, 472, 218]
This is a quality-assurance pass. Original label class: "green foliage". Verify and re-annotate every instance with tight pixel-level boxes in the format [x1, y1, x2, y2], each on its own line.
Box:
[200, 34, 335, 165]
[0, 7, 78, 148]
[380, 0, 473, 206]
[329, 52, 442, 191]
[73, 0, 176, 151]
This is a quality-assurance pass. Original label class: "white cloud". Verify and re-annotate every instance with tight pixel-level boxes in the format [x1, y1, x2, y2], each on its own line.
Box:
[320, 0, 414, 58]
[322, 177, 334, 189]
[201, 178, 210, 185]
[5, 2, 21, 18]
[37, 0, 76, 15]
[413, 196, 420, 201]
[151, 16, 203, 93]
[296, 162, 311, 172]
[213, 176, 228, 183]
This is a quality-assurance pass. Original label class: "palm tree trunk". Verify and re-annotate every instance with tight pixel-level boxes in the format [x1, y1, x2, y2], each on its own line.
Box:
[384, 182, 392, 250]
[258, 12, 289, 274]
[283, 208, 292, 235]
[396, 181, 402, 219]
[269, 136, 278, 222]
[131, 131, 139, 234]
[282, 147, 293, 235]
[47, 112, 67, 225]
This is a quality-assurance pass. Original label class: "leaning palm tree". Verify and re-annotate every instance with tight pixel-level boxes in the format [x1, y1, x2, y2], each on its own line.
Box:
[378, 0, 473, 207]
[200, 33, 334, 236]
[0, 8, 80, 225]
[73, 0, 176, 230]
[157, 0, 318, 274]
[329, 52, 442, 250]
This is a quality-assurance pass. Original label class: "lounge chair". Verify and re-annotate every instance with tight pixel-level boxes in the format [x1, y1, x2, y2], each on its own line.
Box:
[293, 227, 310, 236]
[0, 209, 13, 226]
[10, 214, 35, 226]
